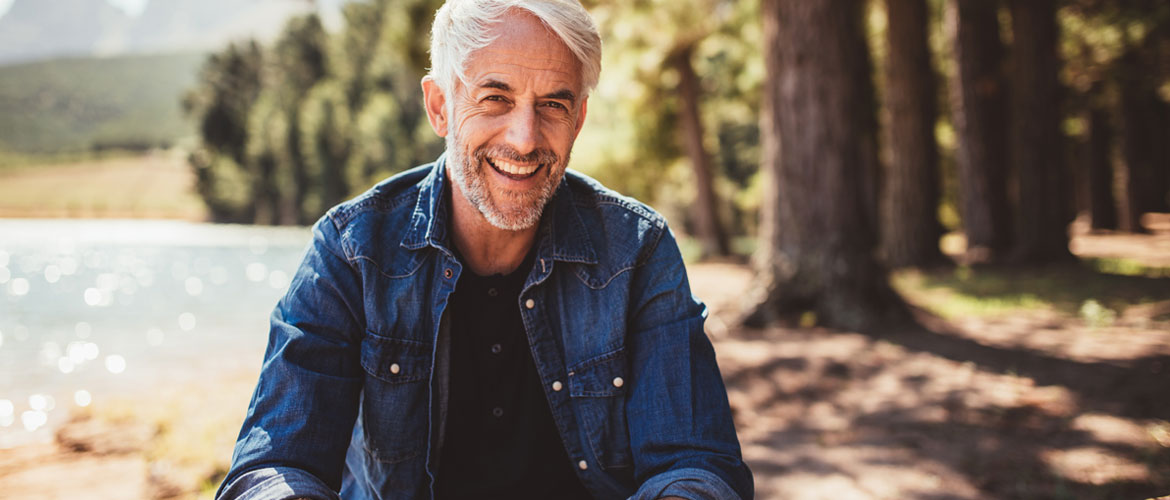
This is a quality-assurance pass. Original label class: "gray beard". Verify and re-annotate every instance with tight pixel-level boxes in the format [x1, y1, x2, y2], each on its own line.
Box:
[445, 134, 565, 231]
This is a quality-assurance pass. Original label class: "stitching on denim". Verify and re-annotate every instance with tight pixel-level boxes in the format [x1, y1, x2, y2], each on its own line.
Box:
[346, 254, 424, 280]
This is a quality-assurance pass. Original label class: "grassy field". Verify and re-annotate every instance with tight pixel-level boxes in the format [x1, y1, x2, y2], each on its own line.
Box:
[0, 52, 204, 154]
[0, 151, 206, 220]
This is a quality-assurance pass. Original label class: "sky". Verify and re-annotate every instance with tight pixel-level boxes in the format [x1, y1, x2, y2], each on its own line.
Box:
[0, 0, 150, 20]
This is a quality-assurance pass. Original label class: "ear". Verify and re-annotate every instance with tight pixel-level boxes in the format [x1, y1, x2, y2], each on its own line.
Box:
[572, 96, 588, 139]
[421, 76, 449, 137]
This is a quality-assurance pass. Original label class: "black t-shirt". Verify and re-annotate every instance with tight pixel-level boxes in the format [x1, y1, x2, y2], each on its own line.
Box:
[434, 252, 592, 500]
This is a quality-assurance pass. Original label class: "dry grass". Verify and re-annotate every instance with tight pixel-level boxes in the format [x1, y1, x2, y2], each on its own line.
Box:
[0, 151, 205, 220]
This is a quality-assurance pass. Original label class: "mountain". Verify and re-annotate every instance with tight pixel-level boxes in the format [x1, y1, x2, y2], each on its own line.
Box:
[0, 0, 343, 66]
[0, 0, 133, 64]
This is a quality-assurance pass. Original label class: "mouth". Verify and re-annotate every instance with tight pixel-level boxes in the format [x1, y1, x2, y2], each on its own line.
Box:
[486, 157, 544, 181]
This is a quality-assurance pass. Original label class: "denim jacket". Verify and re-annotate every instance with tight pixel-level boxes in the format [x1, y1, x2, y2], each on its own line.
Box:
[217, 156, 753, 500]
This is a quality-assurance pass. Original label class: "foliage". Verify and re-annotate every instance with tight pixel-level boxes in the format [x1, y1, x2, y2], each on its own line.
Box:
[185, 0, 443, 225]
[573, 0, 763, 234]
[0, 52, 204, 154]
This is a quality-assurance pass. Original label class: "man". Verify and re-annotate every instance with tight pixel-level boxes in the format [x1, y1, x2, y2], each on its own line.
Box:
[217, 1, 752, 499]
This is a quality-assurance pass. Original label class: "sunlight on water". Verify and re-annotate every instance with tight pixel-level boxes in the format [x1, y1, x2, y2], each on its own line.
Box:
[9, 277, 29, 296]
[104, 355, 127, 374]
[0, 219, 310, 448]
[178, 312, 196, 332]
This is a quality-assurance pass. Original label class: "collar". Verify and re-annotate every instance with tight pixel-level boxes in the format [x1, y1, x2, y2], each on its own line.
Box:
[400, 153, 598, 266]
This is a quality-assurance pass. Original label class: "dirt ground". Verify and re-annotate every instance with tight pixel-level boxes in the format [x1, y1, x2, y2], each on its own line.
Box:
[2, 227, 1168, 500]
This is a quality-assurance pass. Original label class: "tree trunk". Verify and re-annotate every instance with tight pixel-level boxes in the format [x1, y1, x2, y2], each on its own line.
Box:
[1086, 105, 1118, 231]
[1117, 44, 1168, 233]
[945, 0, 1013, 263]
[670, 45, 731, 258]
[880, 0, 946, 268]
[746, 0, 905, 331]
[1008, 0, 1073, 262]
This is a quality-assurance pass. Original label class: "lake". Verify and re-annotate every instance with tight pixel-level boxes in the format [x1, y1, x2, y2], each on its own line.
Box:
[0, 219, 312, 448]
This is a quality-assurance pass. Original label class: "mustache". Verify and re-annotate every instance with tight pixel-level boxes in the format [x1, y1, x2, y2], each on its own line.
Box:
[473, 145, 559, 166]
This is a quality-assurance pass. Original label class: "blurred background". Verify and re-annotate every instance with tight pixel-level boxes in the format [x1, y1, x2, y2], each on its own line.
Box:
[0, 0, 1167, 498]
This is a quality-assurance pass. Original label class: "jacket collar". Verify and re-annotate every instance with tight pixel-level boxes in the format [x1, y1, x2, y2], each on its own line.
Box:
[400, 154, 598, 265]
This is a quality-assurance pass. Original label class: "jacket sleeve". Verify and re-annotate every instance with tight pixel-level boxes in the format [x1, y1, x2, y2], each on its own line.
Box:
[625, 227, 754, 500]
[216, 213, 366, 500]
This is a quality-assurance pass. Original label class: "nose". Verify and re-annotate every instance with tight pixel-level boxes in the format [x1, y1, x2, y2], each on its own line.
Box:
[503, 105, 539, 155]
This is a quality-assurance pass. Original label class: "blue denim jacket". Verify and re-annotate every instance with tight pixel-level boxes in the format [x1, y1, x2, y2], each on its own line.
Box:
[218, 156, 753, 500]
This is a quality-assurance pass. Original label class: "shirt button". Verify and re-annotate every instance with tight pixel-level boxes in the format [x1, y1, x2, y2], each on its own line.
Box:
[443, 268, 453, 279]
[390, 363, 400, 374]
[552, 381, 563, 392]
[577, 460, 588, 470]
[525, 298, 535, 309]
[612, 377, 624, 388]
[487, 287, 498, 297]
[490, 343, 502, 354]
[492, 407, 504, 417]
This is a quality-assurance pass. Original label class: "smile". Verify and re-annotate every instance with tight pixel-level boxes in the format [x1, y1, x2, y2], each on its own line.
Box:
[486, 157, 543, 180]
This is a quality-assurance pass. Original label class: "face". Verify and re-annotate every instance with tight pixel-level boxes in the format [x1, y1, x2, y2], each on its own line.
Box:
[423, 10, 588, 231]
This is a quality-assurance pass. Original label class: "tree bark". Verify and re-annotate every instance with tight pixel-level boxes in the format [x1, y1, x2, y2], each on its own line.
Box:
[1086, 105, 1118, 231]
[1116, 42, 1168, 233]
[747, 0, 905, 331]
[670, 45, 731, 258]
[880, 0, 946, 268]
[1008, 0, 1073, 262]
[945, 0, 1013, 263]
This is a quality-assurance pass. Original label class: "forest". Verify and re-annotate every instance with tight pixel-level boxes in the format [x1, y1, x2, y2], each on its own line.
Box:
[186, 0, 1169, 328]
[3, 1, 1165, 498]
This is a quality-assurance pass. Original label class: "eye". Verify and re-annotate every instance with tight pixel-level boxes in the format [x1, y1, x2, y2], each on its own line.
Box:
[482, 95, 509, 104]
[541, 101, 568, 111]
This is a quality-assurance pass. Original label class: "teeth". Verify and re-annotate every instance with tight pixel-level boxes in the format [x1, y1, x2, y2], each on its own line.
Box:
[492, 158, 539, 176]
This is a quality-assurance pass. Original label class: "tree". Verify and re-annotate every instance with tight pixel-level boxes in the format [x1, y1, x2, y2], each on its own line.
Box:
[1116, 22, 1170, 232]
[880, 0, 946, 268]
[1086, 98, 1119, 230]
[184, 41, 265, 223]
[1008, 0, 1074, 262]
[669, 43, 731, 257]
[587, 0, 738, 258]
[945, 0, 1013, 263]
[747, 0, 905, 330]
[186, 1, 443, 225]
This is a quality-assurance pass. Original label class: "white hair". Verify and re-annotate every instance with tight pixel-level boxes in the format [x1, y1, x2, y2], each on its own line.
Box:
[428, 0, 602, 98]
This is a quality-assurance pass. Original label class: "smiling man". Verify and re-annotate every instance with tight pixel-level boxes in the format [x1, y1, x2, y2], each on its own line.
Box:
[216, 1, 752, 499]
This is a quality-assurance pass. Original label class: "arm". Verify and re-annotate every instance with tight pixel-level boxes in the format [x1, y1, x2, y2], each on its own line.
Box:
[216, 214, 366, 500]
[625, 228, 754, 500]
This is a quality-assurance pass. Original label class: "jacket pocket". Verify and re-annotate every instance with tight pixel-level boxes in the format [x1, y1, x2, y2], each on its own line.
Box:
[568, 347, 632, 469]
[359, 333, 433, 464]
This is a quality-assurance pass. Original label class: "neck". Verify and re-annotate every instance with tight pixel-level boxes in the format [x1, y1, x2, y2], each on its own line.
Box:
[448, 181, 539, 276]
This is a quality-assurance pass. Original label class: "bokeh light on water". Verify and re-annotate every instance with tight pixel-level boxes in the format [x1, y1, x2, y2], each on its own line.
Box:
[0, 219, 309, 448]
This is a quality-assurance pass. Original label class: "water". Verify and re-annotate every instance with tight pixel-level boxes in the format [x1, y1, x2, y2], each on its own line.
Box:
[0, 219, 311, 448]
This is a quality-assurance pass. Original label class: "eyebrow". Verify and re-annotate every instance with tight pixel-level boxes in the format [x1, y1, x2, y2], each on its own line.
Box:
[479, 79, 577, 105]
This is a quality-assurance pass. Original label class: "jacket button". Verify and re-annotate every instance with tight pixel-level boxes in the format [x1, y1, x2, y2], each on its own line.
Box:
[552, 381, 563, 392]
[612, 377, 624, 388]
[577, 460, 588, 470]
[390, 363, 400, 374]
[443, 268, 453, 279]
[525, 298, 535, 309]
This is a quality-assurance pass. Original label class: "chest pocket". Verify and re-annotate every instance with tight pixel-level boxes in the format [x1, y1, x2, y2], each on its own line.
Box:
[359, 333, 433, 464]
[568, 347, 632, 469]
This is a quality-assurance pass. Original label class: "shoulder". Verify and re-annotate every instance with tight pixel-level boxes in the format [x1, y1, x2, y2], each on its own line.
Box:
[316, 162, 435, 259]
[561, 170, 671, 270]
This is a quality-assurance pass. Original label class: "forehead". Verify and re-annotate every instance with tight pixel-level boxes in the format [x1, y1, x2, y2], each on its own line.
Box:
[463, 10, 581, 90]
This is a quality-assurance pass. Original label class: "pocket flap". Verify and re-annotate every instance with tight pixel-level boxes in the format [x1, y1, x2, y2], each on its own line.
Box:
[568, 348, 628, 397]
[360, 333, 432, 384]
